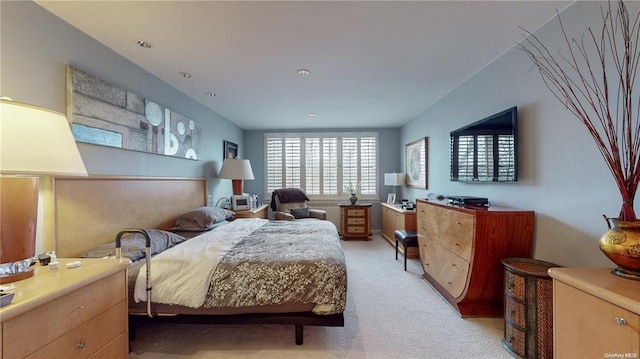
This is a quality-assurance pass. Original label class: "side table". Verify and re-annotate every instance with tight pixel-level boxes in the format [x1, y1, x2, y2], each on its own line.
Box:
[501, 258, 559, 359]
[233, 204, 268, 219]
[338, 203, 372, 240]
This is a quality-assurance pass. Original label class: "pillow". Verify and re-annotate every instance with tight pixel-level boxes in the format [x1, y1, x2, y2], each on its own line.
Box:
[171, 220, 230, 236]
[290, 207, 310, 219]
[172, 206, 235, 231]
[82, 229, 186, 261]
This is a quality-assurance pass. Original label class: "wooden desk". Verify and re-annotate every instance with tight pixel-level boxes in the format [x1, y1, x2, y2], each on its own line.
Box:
[381, 202, 417, 257]
[234, 204, 268, 219]
[1, 258, 129, 358]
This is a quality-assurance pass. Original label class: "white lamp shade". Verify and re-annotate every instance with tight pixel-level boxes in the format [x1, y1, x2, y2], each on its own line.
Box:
[219, 158, 254, 180]
[1, 99, 87, 176]
[384, 173, 405, 186]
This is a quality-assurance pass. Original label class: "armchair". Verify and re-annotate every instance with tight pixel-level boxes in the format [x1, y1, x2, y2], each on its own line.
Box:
[270, 188, 327, 221]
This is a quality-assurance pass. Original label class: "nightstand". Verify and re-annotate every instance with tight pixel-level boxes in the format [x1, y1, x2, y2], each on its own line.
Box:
[549, 267, 640, 358]
[233, 204, 268, 219]
[0, 258, 129, 358]
[338, 203, 372, 240]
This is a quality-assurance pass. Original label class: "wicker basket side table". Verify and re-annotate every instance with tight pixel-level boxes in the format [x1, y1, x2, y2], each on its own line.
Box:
[501, 258, 560, 359]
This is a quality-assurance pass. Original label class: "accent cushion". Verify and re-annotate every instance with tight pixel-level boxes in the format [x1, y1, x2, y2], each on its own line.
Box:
[290, 207, 310, 219]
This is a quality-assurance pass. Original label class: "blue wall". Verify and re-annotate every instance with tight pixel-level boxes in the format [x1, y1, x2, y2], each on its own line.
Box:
[0, 1, 242, 204]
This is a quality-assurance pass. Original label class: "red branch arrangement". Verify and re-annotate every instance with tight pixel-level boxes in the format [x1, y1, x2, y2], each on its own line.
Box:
[519, 0, 640, 221]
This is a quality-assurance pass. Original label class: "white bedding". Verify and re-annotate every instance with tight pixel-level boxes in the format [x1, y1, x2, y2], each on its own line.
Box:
[133, 218, 268, 308]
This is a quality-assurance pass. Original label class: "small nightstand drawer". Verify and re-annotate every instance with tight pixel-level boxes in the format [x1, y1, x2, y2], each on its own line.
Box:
[347, 218, 365, 225]
[505, 270, 525, 301]
[504, 323, 526, 357]
[347, 226, 365, 234]
[505, 296, 526, 328]
[25, 301, 126, 359]
[346, 209, 365, 217]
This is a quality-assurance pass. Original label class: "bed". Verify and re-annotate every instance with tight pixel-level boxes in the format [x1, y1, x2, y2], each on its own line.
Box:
[52, 176, 346, 345]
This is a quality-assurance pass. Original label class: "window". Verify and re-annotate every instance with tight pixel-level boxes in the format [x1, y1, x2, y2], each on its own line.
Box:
[265, 132, 378, 198]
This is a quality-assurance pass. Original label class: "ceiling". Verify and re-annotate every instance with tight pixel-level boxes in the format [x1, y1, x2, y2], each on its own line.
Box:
[36, 1, 573, 130]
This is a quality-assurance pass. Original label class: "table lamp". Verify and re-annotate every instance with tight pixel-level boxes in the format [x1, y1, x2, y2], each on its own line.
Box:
[384, 173, 405, 203]
[1, 99, 87, 283]
[219, 158, 254, 195]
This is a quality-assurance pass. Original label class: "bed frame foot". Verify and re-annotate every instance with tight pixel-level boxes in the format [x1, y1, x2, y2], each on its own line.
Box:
[295, 325, 303, 345]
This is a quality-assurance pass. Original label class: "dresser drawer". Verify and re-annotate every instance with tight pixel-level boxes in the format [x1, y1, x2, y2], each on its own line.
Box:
[504, 296, 526, 328]
[25, 301, 126, 359]
[505, 271, 525, 301]
[418, 237, 438, 278]
[4, 272, 125, 359]
[89, 332, 128, 359]
[347, 217, 365, 225]
[439, 211, 473, 260]
[346, 226, 365, 234]
[504, 323, 526, 357]
[346, 209, 365, 217]
[438, 251, 470, 298]
[420, 206, 473, 261]
[420, 238, 469, 298]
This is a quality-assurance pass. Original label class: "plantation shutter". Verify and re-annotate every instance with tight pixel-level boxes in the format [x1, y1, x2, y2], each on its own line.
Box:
[360, 136, 376, 194]
[305, 137, 320, 195]
[266, 138, 283, 192]
[265, 132, 377, 198]
[342, 137, 358, 190]
[323, 138, 338, 194]
[284, 138, 301, 188]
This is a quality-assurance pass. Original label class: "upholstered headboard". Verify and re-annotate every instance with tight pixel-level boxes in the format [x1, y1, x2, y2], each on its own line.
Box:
[53, 176, 206, 257]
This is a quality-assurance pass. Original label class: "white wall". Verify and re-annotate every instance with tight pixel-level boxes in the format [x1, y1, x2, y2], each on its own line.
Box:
[401, 0, 636, 268]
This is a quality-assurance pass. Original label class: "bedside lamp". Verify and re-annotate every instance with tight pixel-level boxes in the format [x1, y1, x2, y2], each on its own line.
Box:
[219, 158, 254, 196]
[384, 173, 405, 203]
[0, 99, 87, 283]
[384, 173, 405, 193]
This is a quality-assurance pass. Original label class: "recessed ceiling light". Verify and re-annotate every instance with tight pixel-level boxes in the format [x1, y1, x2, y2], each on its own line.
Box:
[179, 72, 192, 78]
[207, 92, 216, 97]
[309, 112, 317, 117]
[137, 40, 152, 48]
[297, 69, 310, 76]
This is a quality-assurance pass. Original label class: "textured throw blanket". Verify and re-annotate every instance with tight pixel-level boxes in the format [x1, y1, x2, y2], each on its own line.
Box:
[204, 220, 347, 314]
[270, 188, 310, 211]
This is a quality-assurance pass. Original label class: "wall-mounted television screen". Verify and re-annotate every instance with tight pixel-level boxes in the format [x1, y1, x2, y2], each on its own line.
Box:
[450, 107, 517, 182]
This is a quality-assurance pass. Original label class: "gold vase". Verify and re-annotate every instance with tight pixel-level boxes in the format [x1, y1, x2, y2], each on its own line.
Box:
[599, 217, 640, 280]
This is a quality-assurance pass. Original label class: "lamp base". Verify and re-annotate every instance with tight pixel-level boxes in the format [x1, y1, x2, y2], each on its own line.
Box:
[231, 179, 244, 196]
[0, 267, 34, 284]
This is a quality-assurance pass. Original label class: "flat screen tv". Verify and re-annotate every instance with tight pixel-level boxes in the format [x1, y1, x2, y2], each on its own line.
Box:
[450, 107, 517, 182]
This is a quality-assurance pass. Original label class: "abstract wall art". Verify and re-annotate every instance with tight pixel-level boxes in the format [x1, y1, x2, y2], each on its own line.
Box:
[66, 66, 200, 160]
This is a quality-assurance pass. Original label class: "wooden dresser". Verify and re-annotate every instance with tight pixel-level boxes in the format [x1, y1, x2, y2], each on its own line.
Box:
[1, 258, 129, 359]
[338, 203, 372, 240]
[549, 267, 640, 358]
[502, 258, 558, 359]
[380, 203, 417, 257]
[416, 199, 535, 317]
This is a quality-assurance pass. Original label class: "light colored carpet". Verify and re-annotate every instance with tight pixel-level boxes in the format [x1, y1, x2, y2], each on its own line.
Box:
[128, 233, 510, 359]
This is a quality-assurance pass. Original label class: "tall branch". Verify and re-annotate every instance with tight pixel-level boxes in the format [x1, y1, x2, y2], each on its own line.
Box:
[519, 0, 640, 221]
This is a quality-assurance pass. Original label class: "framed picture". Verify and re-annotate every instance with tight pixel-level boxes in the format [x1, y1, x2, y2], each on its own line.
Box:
[405, 137, 428, 189]
[387, 193, 396, 204]
[223, 140, 238, 160]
